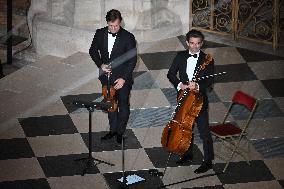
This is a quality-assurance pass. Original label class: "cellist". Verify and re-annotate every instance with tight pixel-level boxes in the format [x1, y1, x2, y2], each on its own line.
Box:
[167, 29, 214, 174]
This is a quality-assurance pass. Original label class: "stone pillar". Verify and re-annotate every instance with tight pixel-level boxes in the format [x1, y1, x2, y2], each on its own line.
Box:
[29, 0, 190, 58]
[51, 0, 75, 27]
[28, 0, 49, 48]
[133, 0, 187, 42]
[74, 0, 103, 30]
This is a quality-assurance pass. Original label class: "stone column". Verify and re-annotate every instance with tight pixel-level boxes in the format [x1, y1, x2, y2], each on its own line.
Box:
[74, 0, 103, 30]
[51, 0, 75, 27]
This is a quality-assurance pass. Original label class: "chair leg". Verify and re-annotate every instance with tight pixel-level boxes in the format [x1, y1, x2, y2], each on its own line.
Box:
[214, 137, 251, 172]
[230, 137, 251, 165]
[226, 140, 250, 163]
[223, 146, 237, 173]
[223, 136, 249, 172]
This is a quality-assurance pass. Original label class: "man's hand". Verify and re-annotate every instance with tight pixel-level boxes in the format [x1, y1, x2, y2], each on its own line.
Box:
[179, 83, 189, 90]
[114, 78, 125, 90]
[188, 81, 198, 90]
[179, 82, 198, 90]
[101, 64, 111, 73]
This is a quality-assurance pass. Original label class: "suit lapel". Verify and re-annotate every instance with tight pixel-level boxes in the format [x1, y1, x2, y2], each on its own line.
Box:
[103, 28, 109, 59]
[183, 51, 190, 82]
[194, 51, 205, 77]
[110, 28, 122, 59]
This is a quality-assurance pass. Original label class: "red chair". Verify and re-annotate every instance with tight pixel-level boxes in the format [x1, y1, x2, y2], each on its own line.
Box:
[209, 90, 257, 172]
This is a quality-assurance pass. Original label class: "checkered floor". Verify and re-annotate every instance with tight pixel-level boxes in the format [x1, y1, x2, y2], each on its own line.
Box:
[0, 36, 284, 189]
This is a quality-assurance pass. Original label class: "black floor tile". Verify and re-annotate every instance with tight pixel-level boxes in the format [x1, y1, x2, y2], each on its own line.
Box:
[19, 115, 78, 137]
[104, 169, 163, 189]
[214, 64, 258, 83]
[161, 88, 177, 106]
[251, 137, 284, 158]
[132, 71, 159, 90]
[61, 93, 102, 113]
[278, 180, 284, 188]
[80, 129, 142, 152]
[0, 138, 34, 160]
[261, 79, 284, 97]
[237, 47, 284, 62]
[0, 178, 50, 189]
[38, 153, 99, 177]
[140, 51, 178, 70]
[128, 107, 173, 128]
[144, 145, 203, 168]
[214, 160, 275, 184]
[223, 98, 284, 120]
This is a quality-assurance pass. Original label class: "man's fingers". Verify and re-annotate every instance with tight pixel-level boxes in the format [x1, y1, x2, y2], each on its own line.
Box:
[114, 84, 122, 90]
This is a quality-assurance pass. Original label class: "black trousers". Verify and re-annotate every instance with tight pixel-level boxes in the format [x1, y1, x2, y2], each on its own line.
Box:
[183, 106, 214, 162]
[108, 83, 132, 135]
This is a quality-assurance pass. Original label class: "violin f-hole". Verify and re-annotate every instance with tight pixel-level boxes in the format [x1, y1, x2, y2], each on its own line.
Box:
[165, 127, 172, 147]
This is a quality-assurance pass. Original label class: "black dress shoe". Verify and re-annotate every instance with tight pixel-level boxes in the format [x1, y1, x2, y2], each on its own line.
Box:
[176, 156, 193, 165]
[116, 134, 123, 144]
[101, 132, 117, 140]
[194, 161, 213, 174]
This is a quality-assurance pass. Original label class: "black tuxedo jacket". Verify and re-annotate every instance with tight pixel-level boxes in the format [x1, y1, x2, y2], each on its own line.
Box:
[89, 27, 137, 85]
[167, 50, 214, 107]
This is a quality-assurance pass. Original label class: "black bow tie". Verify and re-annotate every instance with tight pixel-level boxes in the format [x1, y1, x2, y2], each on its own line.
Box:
[189, 54, 198, 58]
[108, 31, 117, 37]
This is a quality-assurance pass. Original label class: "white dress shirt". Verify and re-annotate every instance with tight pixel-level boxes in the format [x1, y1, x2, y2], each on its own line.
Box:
[108, 32, 116, 58]
[177, 51, 200, 91]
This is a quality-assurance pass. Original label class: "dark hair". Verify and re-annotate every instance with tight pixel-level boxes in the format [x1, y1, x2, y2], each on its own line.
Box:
[106, 9, 122, 22]
[186, 29, 204, 42]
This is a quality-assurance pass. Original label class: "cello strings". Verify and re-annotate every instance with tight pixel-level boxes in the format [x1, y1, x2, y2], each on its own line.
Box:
[195, 72, 227, 81]
[128, 70, 165, 171]
[162, 152, 173, 179]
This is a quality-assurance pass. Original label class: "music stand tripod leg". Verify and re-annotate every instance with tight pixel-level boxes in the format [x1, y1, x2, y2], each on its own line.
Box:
[118, 135, 129, 189]
[75, 106, 115, 176]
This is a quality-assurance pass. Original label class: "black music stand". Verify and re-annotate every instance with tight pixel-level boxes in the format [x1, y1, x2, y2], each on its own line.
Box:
[117, 135, 128, 189]
[73, 100, 115, 175]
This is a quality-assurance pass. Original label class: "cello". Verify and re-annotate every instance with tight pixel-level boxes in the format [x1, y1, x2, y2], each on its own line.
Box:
[161, 54, 213, 156]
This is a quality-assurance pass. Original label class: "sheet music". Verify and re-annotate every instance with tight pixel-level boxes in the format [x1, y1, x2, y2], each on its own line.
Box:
[117, 174, 145, 185]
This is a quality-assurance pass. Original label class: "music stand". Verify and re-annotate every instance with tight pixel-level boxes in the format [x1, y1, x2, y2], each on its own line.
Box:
[73, 100, 115, 175]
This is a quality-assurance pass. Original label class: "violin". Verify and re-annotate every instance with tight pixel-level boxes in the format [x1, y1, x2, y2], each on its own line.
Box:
[102, 72, 118, 112]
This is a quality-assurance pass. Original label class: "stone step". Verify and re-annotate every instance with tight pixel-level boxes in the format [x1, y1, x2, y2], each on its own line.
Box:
[60, 51, 93, 67]
[13, 46, 37, 63]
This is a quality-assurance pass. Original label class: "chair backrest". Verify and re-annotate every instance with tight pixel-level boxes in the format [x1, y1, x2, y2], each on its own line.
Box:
[232, 90, 256, 112]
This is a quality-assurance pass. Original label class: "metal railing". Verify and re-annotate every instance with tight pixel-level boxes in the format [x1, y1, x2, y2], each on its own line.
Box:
[190, 0, 280, 49]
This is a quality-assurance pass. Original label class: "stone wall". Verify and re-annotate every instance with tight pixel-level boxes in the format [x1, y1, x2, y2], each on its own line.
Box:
[29, 0, 190, 58]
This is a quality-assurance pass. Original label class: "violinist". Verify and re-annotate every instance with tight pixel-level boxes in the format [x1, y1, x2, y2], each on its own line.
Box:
[167, 29, 214, 174]
[89, 9, 137, 144]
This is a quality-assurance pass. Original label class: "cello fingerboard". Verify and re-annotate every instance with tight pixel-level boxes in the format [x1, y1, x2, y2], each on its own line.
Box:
[195, 72, 226, 81]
